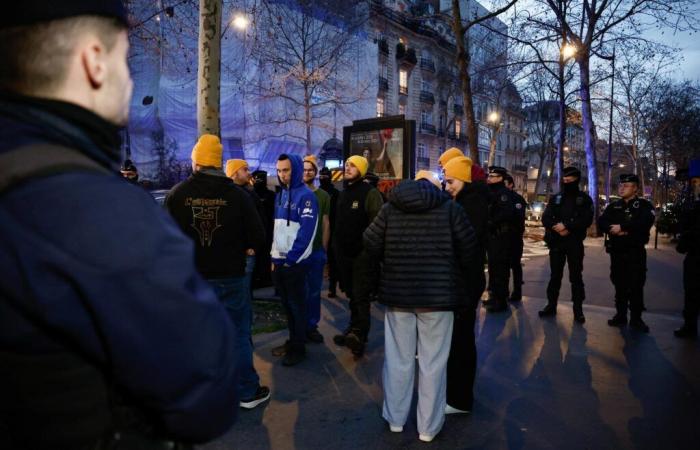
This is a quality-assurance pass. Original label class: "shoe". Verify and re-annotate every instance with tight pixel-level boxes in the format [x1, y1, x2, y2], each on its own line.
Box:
[419, 434, 436, 442]
[538, 304, 557, 317]
[345, 331, 365, 356]
[486, 302, 508, 313]
[389, 424, 403, 433]
[573, 305, 585, 324]
[282, 350, 305, 366]
[240, 386, 271, 409]
[445, 404, 470, 415]
[674, 324, 698, 339]
[328, 291, 337, 298]
[306, 328, 324, 343]
[271, 340, 290, 356]
[607, 314, 627, 327]
[629, 318, 649, 333]
[333, 329, 350, 347]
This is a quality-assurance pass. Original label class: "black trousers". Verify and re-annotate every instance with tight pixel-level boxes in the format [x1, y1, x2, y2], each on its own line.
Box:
[446, 306, 477, 411]
[683, 252, 700, 324]
[335, 250, 374, 339]
[610, 247, 647, 317]
[509, 234, 524, 296]
[487, 232, 515, 302]
[327, 245, 339, 294]
[546, 239, 585, 305]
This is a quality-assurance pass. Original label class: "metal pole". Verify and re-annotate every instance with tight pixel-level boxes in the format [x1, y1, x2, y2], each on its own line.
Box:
[606, 47, 616, 204]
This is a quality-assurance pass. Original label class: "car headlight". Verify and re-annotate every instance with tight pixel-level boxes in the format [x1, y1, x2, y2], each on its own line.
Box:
[533, 206, 542, 213]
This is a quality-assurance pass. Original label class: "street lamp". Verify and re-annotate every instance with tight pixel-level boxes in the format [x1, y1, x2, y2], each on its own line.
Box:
[232, 14, 249, 30]
[561, 44, 576, 60]
[488, 111, 500, 123]
[555, 41, 577, 189]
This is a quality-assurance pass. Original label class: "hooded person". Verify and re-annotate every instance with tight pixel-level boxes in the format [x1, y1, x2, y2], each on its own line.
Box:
[539, 166, 593, 323]
[363, 173, 477, 442]
[269, 154, 319, 366]
[675, 159, 700, 338]
[319, 166, 341, 297]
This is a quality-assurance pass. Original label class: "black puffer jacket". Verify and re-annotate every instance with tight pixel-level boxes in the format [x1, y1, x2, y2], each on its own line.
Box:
[363, 179, 478, 309]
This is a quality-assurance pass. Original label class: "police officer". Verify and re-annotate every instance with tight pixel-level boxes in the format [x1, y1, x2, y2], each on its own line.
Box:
[504, 174, 527, 302]
[485, 166, 522, 313]
[597, 174, 655, 332]
[674, 160, 700, 338]
[539, 167, 594, 323]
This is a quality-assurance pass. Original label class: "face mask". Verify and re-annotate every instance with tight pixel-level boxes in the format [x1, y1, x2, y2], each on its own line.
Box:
[563, 181, 579, 193]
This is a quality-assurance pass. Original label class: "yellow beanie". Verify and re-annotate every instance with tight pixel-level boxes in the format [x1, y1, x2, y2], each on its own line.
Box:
[438, 147, 464, 168]
[443, 156, 473, 183]
[415, 170, 441, 189]
[347, 155, 369, 177]
[225, 159, 248, 178]
[192, 134, 223, 168]
[304, 155, 318, 171]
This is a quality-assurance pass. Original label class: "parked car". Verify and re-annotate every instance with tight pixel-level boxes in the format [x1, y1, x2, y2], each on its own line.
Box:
[526, 201, 546, 222]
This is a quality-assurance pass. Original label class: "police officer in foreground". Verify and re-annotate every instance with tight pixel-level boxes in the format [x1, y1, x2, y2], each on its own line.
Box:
[539, 167, 594, 323]
[675, 161, 700, 338]
[504, 174, 527, 302]
[597, 174, 655, 332]
[484, 166, 522, 313]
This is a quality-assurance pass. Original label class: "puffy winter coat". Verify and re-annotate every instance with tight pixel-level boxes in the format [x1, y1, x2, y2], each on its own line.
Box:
[363, 179, 478, 309]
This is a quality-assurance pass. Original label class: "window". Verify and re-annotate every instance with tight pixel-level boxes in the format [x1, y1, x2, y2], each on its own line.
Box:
[417, 143, 427, 158]
[399, 69, 408, 94]
[455, 118, 462, 136]
[379, 62, 388, 79]
[421, 109, 432, 125]
[399, 104, 406, 115]
[421, 79, 432, 92]
[377, 98, 385, 117]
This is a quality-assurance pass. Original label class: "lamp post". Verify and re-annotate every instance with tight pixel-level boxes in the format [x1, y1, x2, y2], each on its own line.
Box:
[487, 111, 503, 167]
[556, 42, 576, 190]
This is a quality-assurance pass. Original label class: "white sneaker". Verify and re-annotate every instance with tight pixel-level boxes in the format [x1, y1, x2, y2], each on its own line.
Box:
[419, 434, 435, 442]
[389, 424, 403, 433]
[445, 404, 470, 415]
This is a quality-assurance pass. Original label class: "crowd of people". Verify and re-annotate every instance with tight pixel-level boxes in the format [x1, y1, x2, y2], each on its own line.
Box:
[1, 2, 699, 449]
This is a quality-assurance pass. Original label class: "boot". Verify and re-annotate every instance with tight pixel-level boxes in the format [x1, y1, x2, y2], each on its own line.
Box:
[674, 323, 698, 339]
[333, 328, 351, 347]
[573, 303, 585, 324]
[344, 330, 365, 357]
[629, 316, 650, 333]
[608, 302, 628, 327]
[538, 303, 557, 317]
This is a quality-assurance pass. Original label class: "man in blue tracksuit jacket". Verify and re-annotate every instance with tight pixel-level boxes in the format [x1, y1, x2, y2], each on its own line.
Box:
[271, 154, 319, 366]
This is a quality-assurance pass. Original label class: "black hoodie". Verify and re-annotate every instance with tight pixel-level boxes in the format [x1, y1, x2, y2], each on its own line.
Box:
[363, 179, 478, 309]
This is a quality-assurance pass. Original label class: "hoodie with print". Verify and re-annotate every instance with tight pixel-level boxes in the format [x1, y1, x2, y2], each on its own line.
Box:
[271, 154, 319, 266]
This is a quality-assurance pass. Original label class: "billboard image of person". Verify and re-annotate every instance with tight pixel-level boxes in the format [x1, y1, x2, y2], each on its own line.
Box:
[350, 128, 402, 179]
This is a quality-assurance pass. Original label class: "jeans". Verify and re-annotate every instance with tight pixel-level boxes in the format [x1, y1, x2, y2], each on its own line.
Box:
[273, 263, 309, 353]
[306, 249, 327, 331]
[208, 276, 259, 399]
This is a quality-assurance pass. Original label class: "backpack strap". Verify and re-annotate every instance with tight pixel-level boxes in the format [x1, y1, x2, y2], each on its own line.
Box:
[0, 143, 110, 195]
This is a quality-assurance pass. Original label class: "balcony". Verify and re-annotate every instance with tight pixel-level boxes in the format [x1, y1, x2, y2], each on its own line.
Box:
[420, 58, 435, 73]
[420, 123, 436, 135]
[417, 156, 431, 168]
[449, 131, 467, 142]
[511, 164, 528, 173]
[453, 104, 464, 115]
[378, 76, 389, 92]
[437, 128, 445, 137]
[419, 91, 435, 105]
[396, 43, 417, 67]
[378, 38, 389, 56]
[399, 85, 408, 95]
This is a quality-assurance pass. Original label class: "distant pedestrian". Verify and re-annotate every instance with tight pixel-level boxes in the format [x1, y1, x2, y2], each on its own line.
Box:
[333, 155, 384, 357]
[538, 167, 593, 323]
[302, 155, 330, 343]
[364, 173, 477, 442]
[167, 135, 270, 409]
[319, 166, 340, 298]
[270, 154, 319, 366]
[441, 156, 488, 415]
[504, 174, 527, 302]
[597, 174, 655, 332]
[120, 158, 139, 184]
[674, 161, 700, 338]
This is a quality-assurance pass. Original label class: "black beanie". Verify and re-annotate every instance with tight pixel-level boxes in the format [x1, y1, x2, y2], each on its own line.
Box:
[1, 0, 129, 29]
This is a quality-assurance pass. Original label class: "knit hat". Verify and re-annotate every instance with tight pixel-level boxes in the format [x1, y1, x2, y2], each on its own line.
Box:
[471, 164, 486, 182]
[444, 156, 473, 183]
[1, 0, 129, 28]
[191, 134, 223, 168]
[304, 155, 318, 172]
[438, 147, 464, 167]
[415, 170, 441, 189]
[347, 155, 369, 177]
[225, 159, 248, 178]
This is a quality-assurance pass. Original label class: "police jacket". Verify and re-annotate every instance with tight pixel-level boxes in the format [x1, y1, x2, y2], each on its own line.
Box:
[363, 180, 478, 309]
[542, 188, 594, 246]
[0, 94, 238, 448]
[597, 197, 655, 250]
[677, 199, 700, 255]
[334, 179, 383, 258]
[166, 172, 265, 278]
[487, 182, 522, 234]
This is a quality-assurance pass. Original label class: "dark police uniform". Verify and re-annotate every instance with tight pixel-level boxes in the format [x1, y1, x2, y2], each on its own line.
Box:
[508, 188, 527, 301]
[485, 167, 521, 312]
[597, 174, 655, 331]
[539, 169, 593, 322]
[675, 168, 700, 338]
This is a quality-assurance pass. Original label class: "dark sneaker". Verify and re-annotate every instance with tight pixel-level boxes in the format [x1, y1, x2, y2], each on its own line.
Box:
[607, 314, 627, 327]
[538, 304, 557, 317]
[271, 340, 290, 357]
[307, 328, 324, 343]
[345, 331, 365, 356]
[282, 350, 305, 366]
[573, 305, 585, 324]
[629, 318, 649, 333]
[240, 386, 271, 409]
[333, 329, 350, 347]
[486, 301, 508, 313]
[674, 325, 698, 339]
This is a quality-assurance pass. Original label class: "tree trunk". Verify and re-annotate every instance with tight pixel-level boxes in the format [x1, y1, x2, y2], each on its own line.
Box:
[197, 0, 222, 137]
[533, 143, 548, 200]
[451, 0, 479, 164]
[578, 56, 599, 229]
[487, 125, 499, 166]
[556, 56, 566, 189]
[304, 84, 312, 154]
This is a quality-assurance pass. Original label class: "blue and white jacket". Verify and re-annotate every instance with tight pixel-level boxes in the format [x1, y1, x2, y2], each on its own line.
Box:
[271, 154, 319, 266]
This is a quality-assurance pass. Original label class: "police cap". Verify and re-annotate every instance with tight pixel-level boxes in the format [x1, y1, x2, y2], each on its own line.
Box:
[619, 173, 639, 184]
[563, 166, 581, 179]
[488, 166, 508, 177]
[1, 0, 129, 29]
[252, 170, 267, 182]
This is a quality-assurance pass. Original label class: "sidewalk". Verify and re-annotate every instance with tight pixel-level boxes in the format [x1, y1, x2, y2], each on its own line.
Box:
[203, 291, 700, 450]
